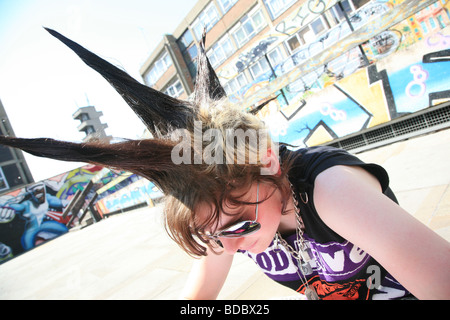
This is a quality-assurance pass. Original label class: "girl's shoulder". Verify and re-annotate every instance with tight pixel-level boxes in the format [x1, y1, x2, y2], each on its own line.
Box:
[280, 145, 390, 193]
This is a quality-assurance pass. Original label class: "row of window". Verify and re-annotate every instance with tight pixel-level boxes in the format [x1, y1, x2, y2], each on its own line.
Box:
[179, 3, 269, 79]
[192, 0, 299, 43]
[285, 0, 359, 54]
[0, 125, 27, 191]
[414, 0, 450, 40]
[222, 0, 371, 95]
[167, 0, 300, 98]
[223, 47, 283, 95]
[148, 0, 373, 98]
[206, 6, 267, 69]
[164, 79, 185, 98]
[145, 52, 173, 86]
[168, 0, 241, 96]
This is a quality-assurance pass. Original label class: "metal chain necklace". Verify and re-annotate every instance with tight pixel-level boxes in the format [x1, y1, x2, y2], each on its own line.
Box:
[275, 181, 320, 300]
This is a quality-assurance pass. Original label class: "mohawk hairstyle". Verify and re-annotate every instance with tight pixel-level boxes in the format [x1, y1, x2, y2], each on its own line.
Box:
[0, 28, 291, 257]
[44, 27, 193, 138]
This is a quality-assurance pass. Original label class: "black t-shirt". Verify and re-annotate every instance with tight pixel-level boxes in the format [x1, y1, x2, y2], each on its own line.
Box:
[284, 145, 397, 243]
[239, 146, 412, 300]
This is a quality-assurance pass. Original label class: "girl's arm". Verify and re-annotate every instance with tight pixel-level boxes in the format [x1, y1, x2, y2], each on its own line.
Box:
[179, 245, 234, 300]
[314, 165, 450, 300]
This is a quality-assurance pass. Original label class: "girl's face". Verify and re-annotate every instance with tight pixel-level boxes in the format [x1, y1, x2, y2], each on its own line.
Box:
[197, 181, 288, 255]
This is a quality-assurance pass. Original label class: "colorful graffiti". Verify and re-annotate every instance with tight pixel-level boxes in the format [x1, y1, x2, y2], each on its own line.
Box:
[217, 0, 450, 147]
[265, 26, 450, 147]
[95, 178, 163, 215]
[0, 165, 108, 262]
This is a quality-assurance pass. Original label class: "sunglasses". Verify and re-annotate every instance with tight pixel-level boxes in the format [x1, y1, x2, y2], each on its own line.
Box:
[207, 183, 261, 240]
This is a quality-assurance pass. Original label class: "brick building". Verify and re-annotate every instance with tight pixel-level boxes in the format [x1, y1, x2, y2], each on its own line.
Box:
[139, 0, 373, 102]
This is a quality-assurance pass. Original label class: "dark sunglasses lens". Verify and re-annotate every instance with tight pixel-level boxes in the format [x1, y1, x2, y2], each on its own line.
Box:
[219, 221, 261, 238]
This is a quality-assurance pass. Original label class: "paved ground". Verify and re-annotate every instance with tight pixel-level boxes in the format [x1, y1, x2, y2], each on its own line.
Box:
[0, 128, 449, 300]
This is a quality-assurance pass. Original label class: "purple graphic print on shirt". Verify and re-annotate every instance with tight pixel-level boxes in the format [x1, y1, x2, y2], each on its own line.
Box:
[240, 232, 409, 299]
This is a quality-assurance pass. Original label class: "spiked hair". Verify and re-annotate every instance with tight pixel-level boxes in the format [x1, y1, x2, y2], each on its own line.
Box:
[0, 28, 293, 257]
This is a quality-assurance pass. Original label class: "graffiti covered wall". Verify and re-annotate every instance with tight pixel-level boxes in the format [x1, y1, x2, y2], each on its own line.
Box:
[271, 26, 450, 147]
[218, 0, 450, 147]
[95, 178, 163, 215]
[0, 165, 112, 262]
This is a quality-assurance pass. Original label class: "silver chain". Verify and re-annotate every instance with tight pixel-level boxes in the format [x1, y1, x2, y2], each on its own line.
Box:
[277, 181, 308, 257]
[275, 181, 320, 300]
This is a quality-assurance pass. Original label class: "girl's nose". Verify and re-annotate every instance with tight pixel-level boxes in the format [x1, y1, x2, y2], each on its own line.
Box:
[220, 237, 244, 255]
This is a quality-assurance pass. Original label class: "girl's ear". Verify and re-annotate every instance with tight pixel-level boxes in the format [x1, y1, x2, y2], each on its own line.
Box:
[260, 148, 280, 176]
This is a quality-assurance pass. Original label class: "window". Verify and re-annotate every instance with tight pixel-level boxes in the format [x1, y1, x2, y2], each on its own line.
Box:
[232, 7, 267, 48]
[2, 163, 22, 188]
[264, 0, 296, 19]
[0, 145, 13, 162]
[286, 37, 300, 53]
[328, 0, 351, 25]
[162, 54, 172, 69]
[327, 0, 371, 26]
[286, 26, 314, 52]
[192, 2, 220, 40]
[186, 45, 198, 61]
[429, 17, 437, 29]
[177, 29, 194, 50]
[217, 0, 238, 14]
[85, 126, 95, 135]
[249, 58, 270, 78]
[80, 113, 90, 121]
[207, 34, 235, 68]
[249, 47, 283, 79]
[165, 79, 185, 98]
[310, 17, 327, 35]
[145, 70, 157, 86]
[177, 29, 198, 79]
[339, 0, 353, 14]
[0, 167, 8, 191]
[267, 47, 283, 66]
[420, 21, 428, 33]
[185, 45, 198, 78]
[437, 15, 445, 29]
[223, 73, 248, 95]
[352, 0, 371, 9]
[145, 52, 173, 86]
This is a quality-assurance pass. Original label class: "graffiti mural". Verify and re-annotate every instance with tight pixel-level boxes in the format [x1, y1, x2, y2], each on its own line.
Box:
[217, 0, 450, 147]
[95, 178, 163, 215]
[0, 165, 109, 262]
[218, 0, 395, 98]
[270, 26, 450, 147]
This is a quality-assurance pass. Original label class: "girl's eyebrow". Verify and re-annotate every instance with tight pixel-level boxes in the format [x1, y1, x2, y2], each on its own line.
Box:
[218, 204, 254, 230]
[205, 184, 259, 233]
[222, 202, 247, 219]
[220, 213, 245, 230]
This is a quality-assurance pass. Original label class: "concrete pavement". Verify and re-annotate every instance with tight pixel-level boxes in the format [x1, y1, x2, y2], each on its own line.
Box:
[0, 128, 449, 300]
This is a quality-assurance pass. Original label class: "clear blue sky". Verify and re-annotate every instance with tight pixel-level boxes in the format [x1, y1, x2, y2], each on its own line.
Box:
[0, 0, 198, 181]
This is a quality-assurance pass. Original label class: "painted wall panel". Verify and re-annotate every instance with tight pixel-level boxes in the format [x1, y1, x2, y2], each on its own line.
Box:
[219, 0, 450, 147]
[0, 165, 115, 262]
